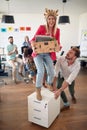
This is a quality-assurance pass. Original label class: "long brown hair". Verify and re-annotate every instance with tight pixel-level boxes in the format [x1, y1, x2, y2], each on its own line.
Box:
[45, 20, 57, 36]
[44, 8, 58, 36]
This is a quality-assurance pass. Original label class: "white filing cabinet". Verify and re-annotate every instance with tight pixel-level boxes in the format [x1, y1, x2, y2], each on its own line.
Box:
[28, 88, 60, 128]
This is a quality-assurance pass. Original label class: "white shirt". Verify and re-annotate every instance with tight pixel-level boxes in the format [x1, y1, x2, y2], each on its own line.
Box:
[54, 56, 81, 85]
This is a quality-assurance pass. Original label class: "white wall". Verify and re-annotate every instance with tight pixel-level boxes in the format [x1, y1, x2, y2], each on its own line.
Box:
[0, 13, 44, 54]
[0, 12, 85, 55]
[58, 14, 80, 53]
[78, 12, 87, 57]
[79, 12, 87, 42]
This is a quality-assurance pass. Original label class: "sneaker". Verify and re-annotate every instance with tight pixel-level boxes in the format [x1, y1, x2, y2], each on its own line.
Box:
[72, 96, 77, 104]
[64, 102, 70, 107]
[61, 102, 70, 112]
[61, 105, 70, 112]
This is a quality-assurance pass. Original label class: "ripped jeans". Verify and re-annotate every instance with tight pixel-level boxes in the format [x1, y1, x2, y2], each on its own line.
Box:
[34, 53, 54, 88]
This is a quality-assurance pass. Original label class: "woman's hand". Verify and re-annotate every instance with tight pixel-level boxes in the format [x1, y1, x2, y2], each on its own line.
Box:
[31, 41, 39, 54]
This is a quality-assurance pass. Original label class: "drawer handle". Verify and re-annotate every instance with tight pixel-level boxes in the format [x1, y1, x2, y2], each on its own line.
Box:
[33, 117, 41, 120]
[33, 109, 41, 112]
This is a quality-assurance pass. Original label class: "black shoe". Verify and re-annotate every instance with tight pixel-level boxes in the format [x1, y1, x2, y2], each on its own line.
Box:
[72, 96, 77, 104]
[61, 105, 70, 112]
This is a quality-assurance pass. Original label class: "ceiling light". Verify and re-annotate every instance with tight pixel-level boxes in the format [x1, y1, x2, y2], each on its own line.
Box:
[1, 0, 15, 24]
[58, 0, 70, 24]
[58, 15, 70, 24]
[2, 15, 15, 23]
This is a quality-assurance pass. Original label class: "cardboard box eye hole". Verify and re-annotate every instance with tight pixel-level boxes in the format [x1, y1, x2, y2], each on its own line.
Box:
[44, 42, 48, 45]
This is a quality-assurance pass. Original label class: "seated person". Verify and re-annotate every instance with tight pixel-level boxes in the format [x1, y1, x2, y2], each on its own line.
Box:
[21, 36, 33, 54]
[22, 47, 36, 83]
[22, 35, 31, 48]
[7, 36, 24, 84]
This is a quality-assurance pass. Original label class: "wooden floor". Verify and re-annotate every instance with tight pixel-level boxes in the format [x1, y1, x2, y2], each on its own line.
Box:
[0, 68, 87, 130]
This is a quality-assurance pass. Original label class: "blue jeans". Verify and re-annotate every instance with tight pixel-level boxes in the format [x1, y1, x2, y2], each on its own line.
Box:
[34, 53, 54, 88]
